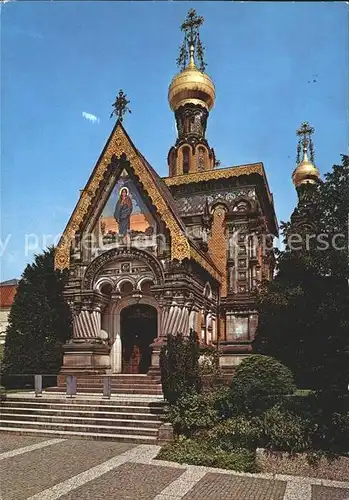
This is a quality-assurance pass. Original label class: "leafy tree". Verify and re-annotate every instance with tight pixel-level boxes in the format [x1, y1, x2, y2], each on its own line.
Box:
[317, 154, 349, 278]
[2, 247, 72, 387]
[254, 156, 349, 392]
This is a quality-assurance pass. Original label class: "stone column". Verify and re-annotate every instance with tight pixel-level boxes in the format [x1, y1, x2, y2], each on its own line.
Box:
[148, 292, 194, 376]
[60, 291, 111, 375]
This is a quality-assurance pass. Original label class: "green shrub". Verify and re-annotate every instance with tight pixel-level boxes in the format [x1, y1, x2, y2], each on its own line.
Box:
[208, 415, 262, 451]
[165, 391, 219, 436]
[0, 385, 6, 401]
[231, 355, 296, 415]
[199, 344, 224, 390]
[157, 436, 259, 472]
[213, 387, 235, 419]
[280, 393, 349, 454]
[260, 405, 311, 453]
[160, 330, 201, 404]
[307, 410, 349, 455]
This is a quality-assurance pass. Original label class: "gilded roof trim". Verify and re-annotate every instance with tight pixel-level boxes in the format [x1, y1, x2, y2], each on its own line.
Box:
[164, 163, 264, 185]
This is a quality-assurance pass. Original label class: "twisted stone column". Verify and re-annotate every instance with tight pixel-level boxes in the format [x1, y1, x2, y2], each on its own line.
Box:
[73, 308, 101, 339]
[69, 291, 109, 341]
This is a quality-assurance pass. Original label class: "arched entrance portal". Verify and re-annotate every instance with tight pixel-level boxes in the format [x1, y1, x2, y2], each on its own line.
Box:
[120, 304, 157, 374]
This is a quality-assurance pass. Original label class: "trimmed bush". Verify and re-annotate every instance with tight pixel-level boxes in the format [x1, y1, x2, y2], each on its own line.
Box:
[165, 391, 219, 436]
[160, 330, 201, 404]
[231, 355, 296, 415]
[208, 416, 262, 451]
[157, 436, 259, 473]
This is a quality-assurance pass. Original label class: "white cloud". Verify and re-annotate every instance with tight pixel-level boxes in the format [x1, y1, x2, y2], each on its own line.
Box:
[82, 111, 100, 124]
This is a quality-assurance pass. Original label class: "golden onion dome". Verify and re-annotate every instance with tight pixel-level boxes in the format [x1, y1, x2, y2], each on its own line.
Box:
[168, 46, 215, 112]
[292, 150, 320, 187]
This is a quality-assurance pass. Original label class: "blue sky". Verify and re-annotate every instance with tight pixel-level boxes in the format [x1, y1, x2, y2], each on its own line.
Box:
[1, 1, 347, 281]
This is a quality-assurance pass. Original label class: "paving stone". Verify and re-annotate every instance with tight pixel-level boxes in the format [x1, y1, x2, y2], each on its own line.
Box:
[0, 439, 134, 500]
[312, 485, 349, 500]
[182, 472, 287, 500]
[60, 462, 184, 500]
[0, 434, 49, 453]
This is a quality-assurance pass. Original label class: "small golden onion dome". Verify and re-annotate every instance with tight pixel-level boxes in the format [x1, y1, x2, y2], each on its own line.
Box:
[292, 151, 320, 187]
[168, 46, 215, 112]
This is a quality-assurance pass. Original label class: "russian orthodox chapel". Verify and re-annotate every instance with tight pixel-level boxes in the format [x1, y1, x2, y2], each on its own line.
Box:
[55, 10, 278, 377]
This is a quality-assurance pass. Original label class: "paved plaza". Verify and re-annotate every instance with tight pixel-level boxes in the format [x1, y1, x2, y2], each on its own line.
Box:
[0, 435, 348, 500]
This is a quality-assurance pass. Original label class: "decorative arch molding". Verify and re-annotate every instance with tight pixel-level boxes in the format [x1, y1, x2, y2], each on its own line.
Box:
[136, 276, 155, 291]
[104, 295, 161, 373]
[116, 277, 136, 292]
[111, 295, 160, 320]
[94, 277, 114, 293]
[83, 247, 165, 290]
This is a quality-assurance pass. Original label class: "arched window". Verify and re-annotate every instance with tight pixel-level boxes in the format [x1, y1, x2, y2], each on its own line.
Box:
[168, 149, 176, 176]
[100, 282, 112, 296]
[120, 281, 133, 295]
[182, 146, 190, 174]
[141, 280, 153, 294]
[198, 147, 205, 171]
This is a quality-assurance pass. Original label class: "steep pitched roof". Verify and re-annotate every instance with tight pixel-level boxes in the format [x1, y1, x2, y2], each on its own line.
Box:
[0, 279, 19, 286]
[55, 122, 221, 282]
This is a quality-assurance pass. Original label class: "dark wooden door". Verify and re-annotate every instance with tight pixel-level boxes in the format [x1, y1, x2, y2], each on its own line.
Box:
[121, 305, 157, 374]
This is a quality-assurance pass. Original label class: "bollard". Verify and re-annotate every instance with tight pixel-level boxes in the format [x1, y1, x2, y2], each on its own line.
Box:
[103, 376, 111, 399]
[34, 375, 42, 397]
[66, 375, 77, 398]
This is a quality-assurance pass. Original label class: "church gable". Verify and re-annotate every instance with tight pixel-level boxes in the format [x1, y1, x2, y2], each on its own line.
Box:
[54, 121, 191, 270]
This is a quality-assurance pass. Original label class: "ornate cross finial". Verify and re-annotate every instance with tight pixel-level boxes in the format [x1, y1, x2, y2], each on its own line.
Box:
[296, 121, 315, 163]
[110, 89, 131, 121]
[176, 9, 206, 72]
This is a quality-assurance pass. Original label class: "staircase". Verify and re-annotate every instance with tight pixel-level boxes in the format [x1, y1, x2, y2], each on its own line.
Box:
[0, 394, 165, 444]
[47, 374, 163, 396]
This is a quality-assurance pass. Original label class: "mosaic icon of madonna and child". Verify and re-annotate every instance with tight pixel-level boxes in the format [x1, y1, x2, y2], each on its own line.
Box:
[99, 174, 155, 242]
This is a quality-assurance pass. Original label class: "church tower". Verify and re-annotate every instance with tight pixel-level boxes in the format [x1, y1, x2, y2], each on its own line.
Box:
[290, 122, 321, 234]
[167, 9, 216, 176]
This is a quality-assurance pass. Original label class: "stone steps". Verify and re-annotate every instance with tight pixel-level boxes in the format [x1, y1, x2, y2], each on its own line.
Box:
[0, 420, 159, 436]
[0, 427, 156, 444]
[2, 401, 163, 414]
[50, 374, 163, 396]
[0, 394, 163, 412]
[46, 387, 163, 395]
[0, 413, 162, 428]
[1, 407, 162, 420]
[0, 395, 166, 443]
